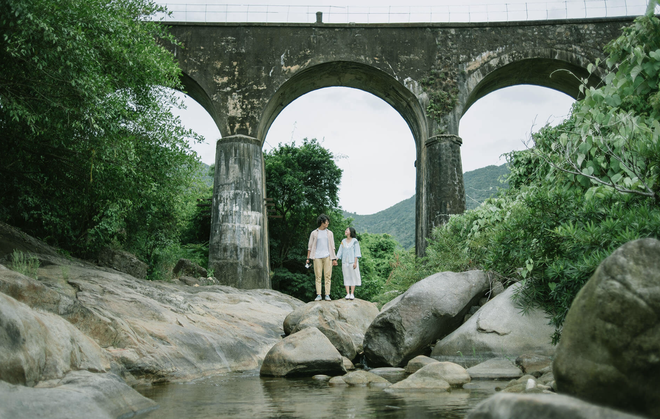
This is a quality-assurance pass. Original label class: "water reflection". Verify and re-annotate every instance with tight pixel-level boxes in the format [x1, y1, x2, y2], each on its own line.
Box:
[137, 371, 498, 419]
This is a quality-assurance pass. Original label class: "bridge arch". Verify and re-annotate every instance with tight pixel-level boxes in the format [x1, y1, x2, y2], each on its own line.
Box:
[459, 49, 602, 117]
[258, 61, 428, 149]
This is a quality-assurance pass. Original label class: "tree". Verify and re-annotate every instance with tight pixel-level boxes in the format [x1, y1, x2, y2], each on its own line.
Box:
[265, 139, 343, 269]
[0, 0, 203, 268]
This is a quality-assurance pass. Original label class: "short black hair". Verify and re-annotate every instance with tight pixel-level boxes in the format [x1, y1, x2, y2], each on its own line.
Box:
[317, 214, 330, 227]
[348, 227, 357, 238]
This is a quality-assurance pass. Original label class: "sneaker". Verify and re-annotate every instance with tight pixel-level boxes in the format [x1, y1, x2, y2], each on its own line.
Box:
[314, 295, 322, 301]
[324, 295, 331, 301]
[349, 294, 355, 300]
[345, 293, 351, 300]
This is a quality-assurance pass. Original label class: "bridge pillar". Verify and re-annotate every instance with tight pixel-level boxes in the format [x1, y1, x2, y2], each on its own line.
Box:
[209, 135, 270, 289]
[418, 134, 466, 255]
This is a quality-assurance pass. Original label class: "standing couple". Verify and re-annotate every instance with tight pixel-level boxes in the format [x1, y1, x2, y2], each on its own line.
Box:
[305, 214, 361, 301]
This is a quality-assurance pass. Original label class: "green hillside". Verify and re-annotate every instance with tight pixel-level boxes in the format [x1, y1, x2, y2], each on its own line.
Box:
[344, 164, 509, 249]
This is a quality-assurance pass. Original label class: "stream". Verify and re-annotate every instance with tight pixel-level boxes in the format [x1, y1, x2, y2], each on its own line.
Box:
[136, 371, 500, 418]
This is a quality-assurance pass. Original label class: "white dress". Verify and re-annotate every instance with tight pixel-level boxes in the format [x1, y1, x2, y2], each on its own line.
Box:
[337, 238, 362, 286]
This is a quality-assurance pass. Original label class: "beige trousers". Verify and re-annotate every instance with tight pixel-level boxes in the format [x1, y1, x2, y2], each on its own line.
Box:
[313, 256, 332, 295]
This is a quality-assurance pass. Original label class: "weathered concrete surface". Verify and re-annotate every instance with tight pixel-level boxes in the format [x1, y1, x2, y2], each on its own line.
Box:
[163, 18, 631, 261]
[554, 238, 660, 419]
[210, 135, 270, 289]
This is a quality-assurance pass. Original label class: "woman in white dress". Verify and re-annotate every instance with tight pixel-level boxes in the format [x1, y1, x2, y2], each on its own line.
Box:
[336, 227, 361, 300]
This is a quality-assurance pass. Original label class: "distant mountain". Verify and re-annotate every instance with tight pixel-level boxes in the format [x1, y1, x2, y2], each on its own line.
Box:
[344, 164, 509, 249]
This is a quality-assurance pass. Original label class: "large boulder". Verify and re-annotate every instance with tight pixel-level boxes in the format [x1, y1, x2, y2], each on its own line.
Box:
[553, 238, 660, 419]
[0, 291, 110, 386]
[283, 299, 379, 360]
[363, 270, 490, 367]
[466, 393, 646, 419]
[173, 258, 208, 279]
[97, 247, 148, 279]
[0, 371, 157, 419]
[390, 361, 469, 391]
[431, 283, 555, 359]
[0, 262, 303, 384]
[260, 327, 346, 377]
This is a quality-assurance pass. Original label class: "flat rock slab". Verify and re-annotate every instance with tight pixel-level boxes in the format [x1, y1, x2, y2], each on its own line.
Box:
[0, 371, 156, 419]
[432, 283, 555, 359]
[467, 358, 522, 379]
[466, 393, 647, 419]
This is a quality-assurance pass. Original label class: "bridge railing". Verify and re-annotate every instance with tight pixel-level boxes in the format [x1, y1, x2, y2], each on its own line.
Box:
[155, 0, 657, 23]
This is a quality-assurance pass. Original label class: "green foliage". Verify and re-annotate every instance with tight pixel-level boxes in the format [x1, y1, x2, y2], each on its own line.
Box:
[0, 0, 204, 273]
[421, 67, 459, 125]
[9, 250, 40, 279]
[371, 14, 660, 342]
[345, 165, 509, 249]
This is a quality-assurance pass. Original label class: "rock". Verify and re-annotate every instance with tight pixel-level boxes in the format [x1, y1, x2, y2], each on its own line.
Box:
[490, 281, 505, 297]
[97, 247, 148, 279]
[364, 270, 490, 367]
[467, 358, 523, 379]
[466, 393, 647, 419]
[0, 371, 156, 419]
[1, 262, 303, 383]
[341, 370, 390, 386]
[260, 327, 346, 377]
[553, 238, 660, 419]
[368, 367, 407, 383]
[404, 355, 439, 374]
[387, 370, 451, 392]
[0, 291, 110, 386]
[516, 354, 552, 375]
[329, 376, 347, 386]
[312, 374, 330, 381]
[283, 299, 379, 361]
[394, 362, 469, 391]
[431, 283, 555, 359]
[342, 356, 355, 371]
[179, 275, 201, 286]
[173, 258, 207, 278]
[538, 371, 554, 385]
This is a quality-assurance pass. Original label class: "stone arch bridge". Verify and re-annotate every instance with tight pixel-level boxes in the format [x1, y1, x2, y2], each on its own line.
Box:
[162, 16, 633, 289]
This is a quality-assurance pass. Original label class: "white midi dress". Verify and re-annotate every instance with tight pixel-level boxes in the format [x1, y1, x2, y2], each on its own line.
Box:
[336, 238, 362, 286]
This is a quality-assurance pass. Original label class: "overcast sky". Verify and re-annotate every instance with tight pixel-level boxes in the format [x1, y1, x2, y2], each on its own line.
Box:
[159, 0, 650, 214]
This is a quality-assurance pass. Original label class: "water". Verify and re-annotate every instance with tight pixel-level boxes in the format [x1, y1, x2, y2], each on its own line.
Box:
[136, 371, 499, 419]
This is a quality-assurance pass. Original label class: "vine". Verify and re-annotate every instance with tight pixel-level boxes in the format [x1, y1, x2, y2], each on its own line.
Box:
[420, 66, 459, 124]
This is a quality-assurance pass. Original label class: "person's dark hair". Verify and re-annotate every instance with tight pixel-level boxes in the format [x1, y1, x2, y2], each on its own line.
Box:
[348, 227, 357, 238]
[317, 214, 330, 227]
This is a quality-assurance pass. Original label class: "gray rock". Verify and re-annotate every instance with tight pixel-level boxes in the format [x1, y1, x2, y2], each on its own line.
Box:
[467, 357, 523, 379]
[283, 299, 379, 361]
[0, 291, 109, 386]
[173, 258, 207, 278]
[260, 327, 346, 377]
[404, 355, 439, 374]
[394, 361, 469, 390]
[364, 270, 490, 367]
[342, 356, 355, 371]
[368, 367, 407, 383]
[312, 374, 331, 381]
[1, 263, 303, 383]
[97, 247, 148, 279]
[179, 275, 201, 286]
[341, 370, 390, 386]
[466, 393, 647, 419]
[432, 283, 555, 359]
[553, 238, 660, 419]
[0, 371, 156, 419]
[329, 376, 347, 386]
[516, 354, 553, 375]
[490, 281, 505, 297]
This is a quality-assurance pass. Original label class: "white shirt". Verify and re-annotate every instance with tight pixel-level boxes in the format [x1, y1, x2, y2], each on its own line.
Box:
[315, 229, 330, 259]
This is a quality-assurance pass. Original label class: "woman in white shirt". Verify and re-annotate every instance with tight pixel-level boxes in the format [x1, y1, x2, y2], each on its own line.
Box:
[336, 227, 361, 300]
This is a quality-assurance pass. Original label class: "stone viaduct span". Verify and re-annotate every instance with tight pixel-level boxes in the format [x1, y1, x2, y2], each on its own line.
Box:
[162, 16, 633, 289]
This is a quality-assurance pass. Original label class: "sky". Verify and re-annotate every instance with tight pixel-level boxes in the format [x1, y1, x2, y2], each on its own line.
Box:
[158, 0, 651, 214]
